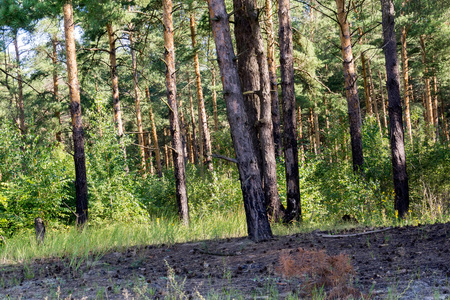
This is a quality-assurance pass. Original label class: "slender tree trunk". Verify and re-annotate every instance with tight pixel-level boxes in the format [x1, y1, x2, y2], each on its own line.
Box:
[401, 26, 412, 142]
[146, 88, 163, 177]
[212, 67, 219, 132]
[163, 0, 189, 225]
[190, 12, 213, 171]
[207, 0, 272, 241]
[278, 0, 301, 222]
[358, 27, 373, 117]
[265, 0, 283, 158]
[297, 105, 304, 162]
[381, 0, 409, 218]
[367, 60, 381, 132]
[432, 70, 439, 138]
[314, 101, 321, 155]
[309, 107, 314, 153]
[419, 35, 434, 136]
[187, 78, 199, 164]
[13, 32, 25, 135]
[130, 33, 147, 175]
[64, 0, 88, 226]
[107, 23, 128, 170]
[379, 70, 388, 130]
[336, 0, 364, 173]
[233, 0, 283, 221]
[51, 36, 62, 143]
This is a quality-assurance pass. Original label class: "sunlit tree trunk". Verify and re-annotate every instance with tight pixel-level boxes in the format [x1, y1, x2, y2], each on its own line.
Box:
[13, 31, 25, 135]
[336, 0, 364, 173]
[187, 77, 199, 164]
[401, 26, 412, 143]
[190, 12, 213, 171]
[381, 0, 409, 218]
[432, 68, 439, 138]
[279, 0, 301, 222]
[146, 88, 162, 177]
[314, 101, 321, 155]
[130, 33, 147, 176]
[265, 0, 283, 158]
[51, 36, 62, 143]
[297, 105, 305, 162]
[163, 0, 189, 225]
[208, 0, 272, 241]
[64, 0, 88, 226]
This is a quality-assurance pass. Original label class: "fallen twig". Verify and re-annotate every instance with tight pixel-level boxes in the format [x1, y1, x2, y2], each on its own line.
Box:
[314, 227, 393, 238]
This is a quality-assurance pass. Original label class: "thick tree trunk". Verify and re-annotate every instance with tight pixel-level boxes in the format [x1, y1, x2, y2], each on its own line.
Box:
[130, 33, 147, 175]
[265, 0, 283, 158]
[207, 0, 272, 241]
[13, 32, 25, 135]
[63, 0, 88, 226]
[381, 0, 409, 218]
[279, 0, 301, 222]
[146, 88, 163, 177]
[190, 12, 213, 171]
[107, 23, 128, 171]
[336, 0, 364, 173]
[51, 36, 62, 143]
[163, 0, 189, 225]
[233, 0, 283, 221]
[401, 26, 412, 143]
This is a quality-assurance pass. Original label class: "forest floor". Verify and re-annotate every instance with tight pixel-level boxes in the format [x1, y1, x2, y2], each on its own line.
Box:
[1, 222, 449, 299]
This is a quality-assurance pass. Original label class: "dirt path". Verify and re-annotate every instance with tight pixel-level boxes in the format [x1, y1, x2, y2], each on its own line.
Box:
[1, 223, 449, 299]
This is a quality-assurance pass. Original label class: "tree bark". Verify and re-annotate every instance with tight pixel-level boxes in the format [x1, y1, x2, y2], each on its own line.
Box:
[63, 0, 88, 226]
[419, 35, 434, 135]
[432, 70, 439, 138]
[379, 70, 388, 130]
[381, 0, 409, 218]
[13, 32, 25, 135]
[190, 12, 213, 171]
[265, 0, 283, 158]
[207, 0, 272, 241]
[146, 88, 163, 177]
[212, 67, 219, 132]
[314, 101, 321, 154]
[297, 105, 305, 162]
[278, 0, 301, 222]
[163, 0, 189, 225]
[130, 33, 147, 176]
[336, 0, 364, 173]
[107, 23, 128, 171]
[367, 60, 381, 132]
[51, 36, 62, 143]
[187, 77, 199, 164]
[358, 27, 373, 117]
[233, 0, 283, 222]
[401, 26, 412, 143]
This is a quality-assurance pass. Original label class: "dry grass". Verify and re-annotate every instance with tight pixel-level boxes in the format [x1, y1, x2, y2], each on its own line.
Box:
[277, 248, 366, 299]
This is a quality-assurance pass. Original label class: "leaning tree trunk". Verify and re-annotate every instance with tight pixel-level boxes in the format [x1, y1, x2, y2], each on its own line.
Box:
[107, 23, 128, 171]
[13, 32, 25, 135]
[336, 0, 364, 173]
[233, 0, 284, 222]
[190, 12, 213, 171]
[63, 0, 88, 226]
[163, 0, 189, 225]
[207, 0, 272, 241]
[401, 26, 412, 143]
[278, 0, 301, 222]
[381, 0, 409, 218]
[265, 0, 283, 158]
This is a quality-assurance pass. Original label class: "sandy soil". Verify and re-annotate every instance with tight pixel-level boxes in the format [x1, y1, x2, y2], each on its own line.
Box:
[1, 222, 449, 299]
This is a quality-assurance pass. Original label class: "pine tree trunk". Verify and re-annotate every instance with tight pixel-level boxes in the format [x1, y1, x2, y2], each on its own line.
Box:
[13, 32, 25, 135]
[232, 0, 283, 222]
[336, 0, 364, 173]
[314, 101, 321, 155]
[279, 0, 301, 222]
[163, 0, 189, 225]
[130, 33, 147, 176]
[309, 107, 315, 153]
[297, 105, 304, 162]
[358, 28, 373, 117]
[379, 70, 388, 130]
[51, 36, 62, 143]
[190, 12, 213, 171]
[401, 26, 412, 143]
[432, 71, 439, 138]
[212, 67, 219, 132]
[367, 60, 381, 133]
[381, 0, 409, 218]
[265, 0, 283, 158]
[107, 23, 128, 171]
[419, 35, 434, 137]
[187, 78, 199, 164]
[146, 88, 163, 177]
[63, 0, 88, 226]
[207, 0, 272, 241]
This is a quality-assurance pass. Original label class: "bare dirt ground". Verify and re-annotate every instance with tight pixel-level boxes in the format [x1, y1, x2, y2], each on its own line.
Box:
[1, 222, 449, 299]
